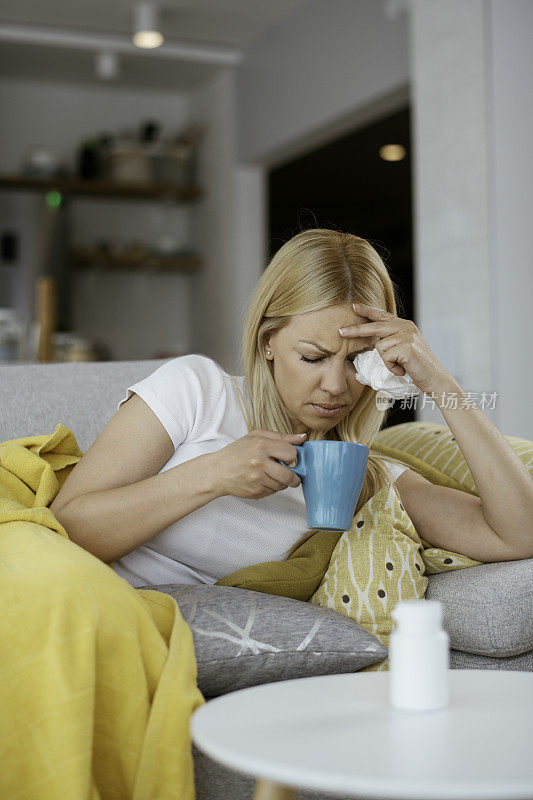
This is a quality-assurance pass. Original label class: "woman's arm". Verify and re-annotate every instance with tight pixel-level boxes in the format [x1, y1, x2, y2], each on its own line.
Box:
[339, 302, 533, 559]
[394, 468, 531, 562]
[395, 375, 533, 561]
[55, 453, 223, 564]
[423, 376, 533, 557]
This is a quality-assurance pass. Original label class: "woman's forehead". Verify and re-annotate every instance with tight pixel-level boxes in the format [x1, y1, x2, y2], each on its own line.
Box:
[287, 304, 369, 331]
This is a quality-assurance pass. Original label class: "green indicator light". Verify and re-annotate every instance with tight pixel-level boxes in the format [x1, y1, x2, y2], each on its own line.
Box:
[46, 190, 62, 209]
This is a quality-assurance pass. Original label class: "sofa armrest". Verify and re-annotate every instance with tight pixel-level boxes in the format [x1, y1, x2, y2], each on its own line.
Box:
[426, 558, 533, 657]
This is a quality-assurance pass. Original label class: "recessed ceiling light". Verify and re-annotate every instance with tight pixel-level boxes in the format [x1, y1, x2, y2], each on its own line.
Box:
[133, 2, 164, 49]
[379, 144, 407, 162]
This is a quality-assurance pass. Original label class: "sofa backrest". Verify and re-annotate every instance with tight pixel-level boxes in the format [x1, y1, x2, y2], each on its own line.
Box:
[0, 359, 167, 452]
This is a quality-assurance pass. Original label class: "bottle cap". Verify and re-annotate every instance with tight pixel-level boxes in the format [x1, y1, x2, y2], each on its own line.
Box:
[391, 599, 443, 632]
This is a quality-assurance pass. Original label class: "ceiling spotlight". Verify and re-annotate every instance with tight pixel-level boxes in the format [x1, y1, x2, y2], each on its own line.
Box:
[95, 51, 119, 80]
[379, 144, 407, 162]
[133, 2, 164, 49]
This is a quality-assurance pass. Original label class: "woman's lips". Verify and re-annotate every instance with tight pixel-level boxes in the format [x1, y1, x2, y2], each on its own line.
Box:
[311, 404, 345, 417]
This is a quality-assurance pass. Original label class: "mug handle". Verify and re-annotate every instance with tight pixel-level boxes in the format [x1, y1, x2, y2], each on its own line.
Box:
[276, 444, 306, 478]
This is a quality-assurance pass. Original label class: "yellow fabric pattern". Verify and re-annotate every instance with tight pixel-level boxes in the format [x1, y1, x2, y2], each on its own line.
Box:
[373, 421, 533, 494]
[0, 424, 205, 800]
[309, 482, 483, 672]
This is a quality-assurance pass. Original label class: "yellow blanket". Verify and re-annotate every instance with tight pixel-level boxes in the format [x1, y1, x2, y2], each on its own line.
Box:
[0, 424, 205, 800]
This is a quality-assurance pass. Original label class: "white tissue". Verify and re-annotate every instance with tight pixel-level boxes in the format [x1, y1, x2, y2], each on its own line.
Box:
[353, 348, 421, 400]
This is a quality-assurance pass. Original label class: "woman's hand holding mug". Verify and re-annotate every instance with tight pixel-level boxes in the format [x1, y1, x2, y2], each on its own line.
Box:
[212, 429, 307, 499]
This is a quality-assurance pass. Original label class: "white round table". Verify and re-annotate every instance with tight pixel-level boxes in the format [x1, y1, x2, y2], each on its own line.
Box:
[191, 670, 533, 800]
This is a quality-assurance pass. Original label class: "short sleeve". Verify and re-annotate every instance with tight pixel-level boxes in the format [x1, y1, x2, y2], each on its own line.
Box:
[381, 458, 408, 483]
[116, 354, 225, 450]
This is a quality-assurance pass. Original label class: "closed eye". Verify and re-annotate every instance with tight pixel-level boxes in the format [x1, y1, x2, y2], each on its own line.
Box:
[300, 355, 356, 364]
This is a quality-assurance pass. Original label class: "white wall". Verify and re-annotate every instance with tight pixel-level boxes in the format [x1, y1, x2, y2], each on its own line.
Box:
[408, 0, 494, 425]
[231, 163, 268, 372]
[408, 0, 533, 438]
[0, 77, 195, 360]
[487, 0, 533, 439]
[237, 0, 409, 166]
[188, 69, 266, 376]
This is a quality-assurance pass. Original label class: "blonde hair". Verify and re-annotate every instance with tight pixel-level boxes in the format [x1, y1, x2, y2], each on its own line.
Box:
[230, 228, 421, 516]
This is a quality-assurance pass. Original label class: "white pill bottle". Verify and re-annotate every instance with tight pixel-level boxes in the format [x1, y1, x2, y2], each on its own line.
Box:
[389, 599, 450, 712]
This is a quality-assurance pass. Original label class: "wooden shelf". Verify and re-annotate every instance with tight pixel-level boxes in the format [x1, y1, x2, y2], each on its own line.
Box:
[71, 250, 202, 272]
[0, 173, 202, 202]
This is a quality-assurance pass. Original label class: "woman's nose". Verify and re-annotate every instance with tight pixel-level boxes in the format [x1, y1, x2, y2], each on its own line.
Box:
[320, 365, 350, 394]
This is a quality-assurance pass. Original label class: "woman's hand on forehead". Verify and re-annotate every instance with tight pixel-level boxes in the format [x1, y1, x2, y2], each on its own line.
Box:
[338, 314, 378, 353]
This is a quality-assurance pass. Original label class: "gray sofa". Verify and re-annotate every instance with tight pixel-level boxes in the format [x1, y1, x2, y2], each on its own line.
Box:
[2, 358, 532, 800]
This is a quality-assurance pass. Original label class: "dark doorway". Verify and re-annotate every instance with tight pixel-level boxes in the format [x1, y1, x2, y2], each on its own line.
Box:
[268, 106, 414, 428]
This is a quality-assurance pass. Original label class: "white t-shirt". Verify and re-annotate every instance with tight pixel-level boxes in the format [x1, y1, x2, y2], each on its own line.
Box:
[111, 354, 407, 588]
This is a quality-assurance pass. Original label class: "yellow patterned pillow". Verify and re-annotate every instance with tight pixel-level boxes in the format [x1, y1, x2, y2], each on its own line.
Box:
[373, 421, 533, 495]
[309, 483, 424, 672]
[309, 482, 481, 672]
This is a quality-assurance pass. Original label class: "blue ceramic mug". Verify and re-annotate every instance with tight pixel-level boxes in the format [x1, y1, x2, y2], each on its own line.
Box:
[278, 440, 369, 531]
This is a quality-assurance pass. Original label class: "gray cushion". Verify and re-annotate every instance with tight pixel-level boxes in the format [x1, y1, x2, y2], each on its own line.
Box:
[0, 359, 167, 451]
[426, 559, 533, 657]
[137, 583, 387, 696]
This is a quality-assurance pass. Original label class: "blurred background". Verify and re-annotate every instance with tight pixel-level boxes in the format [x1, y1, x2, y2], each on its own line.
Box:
[0, 0, 531, 435]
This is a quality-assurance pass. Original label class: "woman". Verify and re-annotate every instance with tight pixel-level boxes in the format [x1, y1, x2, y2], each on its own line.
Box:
[51, 229, 533, 588]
